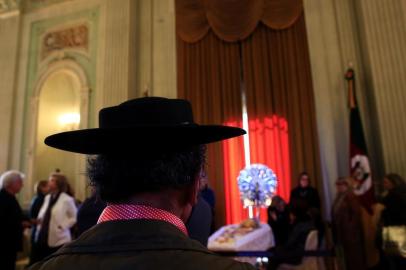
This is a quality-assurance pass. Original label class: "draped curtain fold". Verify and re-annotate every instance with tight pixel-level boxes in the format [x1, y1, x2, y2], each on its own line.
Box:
[176, 0, 322, 226]
[243, 18, 321, 197]
[176, 0, 303, 42]
[177, 31, 245, 227]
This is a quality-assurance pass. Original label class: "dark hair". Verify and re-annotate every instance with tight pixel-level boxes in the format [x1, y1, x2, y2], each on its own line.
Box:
[271, 195, 286, 207]
[49, 173, 69, 193]
[36, 180, 48, 194]
[385, 173, 406, 188]
[297, 171, 310, 187]
[87, 145, 206, 203]
[298, 172, 309, 180]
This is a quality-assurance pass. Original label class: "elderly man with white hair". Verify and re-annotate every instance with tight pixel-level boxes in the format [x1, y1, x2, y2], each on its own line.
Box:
[0, 170, 25, 270]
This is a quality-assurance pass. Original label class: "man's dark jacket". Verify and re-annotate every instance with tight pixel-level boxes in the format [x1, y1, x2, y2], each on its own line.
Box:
[30, 219, 255, 270]
[0, 188, 23, 252]
[0, 188, 24, 270]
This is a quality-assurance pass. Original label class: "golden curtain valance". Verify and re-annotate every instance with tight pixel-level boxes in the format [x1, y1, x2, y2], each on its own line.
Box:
[176, 0, 303, 43]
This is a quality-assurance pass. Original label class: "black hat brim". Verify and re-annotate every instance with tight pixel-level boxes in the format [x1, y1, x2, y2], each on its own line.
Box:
[44, 125, 246, 154]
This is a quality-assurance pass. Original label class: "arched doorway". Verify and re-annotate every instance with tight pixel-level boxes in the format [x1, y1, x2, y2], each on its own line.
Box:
[28, 60, 90, 202]
[34, 71, 80, 192]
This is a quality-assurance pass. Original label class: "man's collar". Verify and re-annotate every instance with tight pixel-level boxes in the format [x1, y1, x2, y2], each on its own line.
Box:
[98, 204, 188, 236]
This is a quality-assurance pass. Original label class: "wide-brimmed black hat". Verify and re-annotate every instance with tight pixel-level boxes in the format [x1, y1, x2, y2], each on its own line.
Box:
[45, 97, 246, 154]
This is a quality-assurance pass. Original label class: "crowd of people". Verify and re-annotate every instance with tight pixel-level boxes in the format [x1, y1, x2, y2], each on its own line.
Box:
[266, 172, 321, 269]
[0, 170, 107, 270]
[0, 167, 217, 270]
[1, 167, 406, 270]
[333, 173, 406, 270]
[265, 171, 406, 270]
[0, 97, 405, 270]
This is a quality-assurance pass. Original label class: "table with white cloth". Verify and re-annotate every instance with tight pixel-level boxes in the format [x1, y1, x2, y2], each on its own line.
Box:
[208, 222, 275, 266]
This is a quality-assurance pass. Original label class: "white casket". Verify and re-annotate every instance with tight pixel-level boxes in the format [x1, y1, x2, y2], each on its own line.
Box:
[208, 221, 275, 251]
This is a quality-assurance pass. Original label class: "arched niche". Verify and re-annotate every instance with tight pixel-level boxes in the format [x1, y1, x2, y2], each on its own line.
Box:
[27, 60, 90, 202]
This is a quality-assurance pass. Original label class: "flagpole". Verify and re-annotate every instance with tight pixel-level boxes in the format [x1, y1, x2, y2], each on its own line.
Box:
[345, 65, 356, 109]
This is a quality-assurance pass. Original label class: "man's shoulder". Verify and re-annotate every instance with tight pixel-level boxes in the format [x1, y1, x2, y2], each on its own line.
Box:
[29, 220, 255, 270]
[0, 189, 19, 208]
[0, 189, 12, 201]
[30, 249, 255, 270]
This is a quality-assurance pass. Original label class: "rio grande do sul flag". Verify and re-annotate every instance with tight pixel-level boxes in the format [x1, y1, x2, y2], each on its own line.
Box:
[345, 68, 375, 215]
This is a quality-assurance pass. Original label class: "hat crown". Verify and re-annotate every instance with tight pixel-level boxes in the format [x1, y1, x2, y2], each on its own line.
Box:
[99, 97, 195, 128]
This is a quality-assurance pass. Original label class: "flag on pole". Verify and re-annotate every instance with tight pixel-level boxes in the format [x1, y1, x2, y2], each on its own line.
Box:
[345, 68, 375, 215]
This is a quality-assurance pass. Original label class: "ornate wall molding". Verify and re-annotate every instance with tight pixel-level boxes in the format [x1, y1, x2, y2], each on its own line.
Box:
[27, 59, 90, 201]
[41, 24, 89, 60]
[10, 5, 101, 204]
[25, 0, 71, 12]
[0, 0, 20, 17]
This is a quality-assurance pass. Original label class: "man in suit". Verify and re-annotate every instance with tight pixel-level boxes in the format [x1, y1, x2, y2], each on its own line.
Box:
[0, 170, 25, 270]
[30, 97, 254, 270]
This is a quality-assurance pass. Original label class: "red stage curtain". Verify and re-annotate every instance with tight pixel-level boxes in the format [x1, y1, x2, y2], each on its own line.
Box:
[177, 31, 244, 227]
[177, 3, 322, 226]
[242, 19, 321, 198]
[223, 121, 246, 224]
[247, 116, 291, 223]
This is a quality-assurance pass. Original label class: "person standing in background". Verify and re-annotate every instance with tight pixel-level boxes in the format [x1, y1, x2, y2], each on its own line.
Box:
[198, 169, 216, 233]
[380, 173, 406, 227]
[290, 172, 320, 210]
[379, 173, 406, 269]
[332, 177, 366, 270]
[186, 195, 212, 246]
[290, 172, 323, 245]
[33, 173, 77, 263]
[268, 202, 316, 270]
[30, 180, 50, 222]
[267, 196, 290, 246]
[76, 186, 106, 237]
[28, 180, 49, 266]
[0, 170, 26, 270]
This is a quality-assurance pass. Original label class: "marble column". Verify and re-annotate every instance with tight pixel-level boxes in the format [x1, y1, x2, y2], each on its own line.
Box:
[99, 0, 138, 108]
[136, 0, 177, 98]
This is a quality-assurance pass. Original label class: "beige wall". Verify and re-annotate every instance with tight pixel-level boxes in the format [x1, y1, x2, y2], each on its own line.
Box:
[304, 0, 406, 218]
[355, 0, 406, 179]
[0, 0, 177, 204]
[0, 14, 20, 173]
[303, 0, 347, 218]
[136, 0, 177, 98]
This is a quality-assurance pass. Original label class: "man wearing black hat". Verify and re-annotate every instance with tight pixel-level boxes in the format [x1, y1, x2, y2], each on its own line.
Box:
[30, 97, 254, 270]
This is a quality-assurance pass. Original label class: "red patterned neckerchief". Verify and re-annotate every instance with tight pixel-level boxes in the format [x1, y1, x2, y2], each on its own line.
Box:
[97, 204, 188, 236]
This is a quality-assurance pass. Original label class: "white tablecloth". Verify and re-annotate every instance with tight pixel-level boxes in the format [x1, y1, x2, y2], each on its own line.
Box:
[208, 223, 275, 251]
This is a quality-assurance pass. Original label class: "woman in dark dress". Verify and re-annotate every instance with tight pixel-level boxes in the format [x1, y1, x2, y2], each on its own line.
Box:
[290, 172, 323, 245]
[290, 172, 320, 210]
